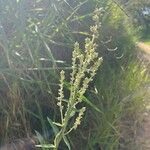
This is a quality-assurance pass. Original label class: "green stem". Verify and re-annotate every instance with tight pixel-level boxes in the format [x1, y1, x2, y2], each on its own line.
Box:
[53, 107, 72, 150]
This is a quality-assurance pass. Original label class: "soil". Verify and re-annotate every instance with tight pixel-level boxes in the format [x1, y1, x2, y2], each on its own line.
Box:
[137, 42, 150, 62]
[137, 42, 150, 150]
[137, 42, 150, 54]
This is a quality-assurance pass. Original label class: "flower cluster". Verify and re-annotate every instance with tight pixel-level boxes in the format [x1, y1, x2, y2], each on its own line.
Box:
[91, 8, 103, 38]
[57, 70, 65, 122]
[73, 107, 86, 130]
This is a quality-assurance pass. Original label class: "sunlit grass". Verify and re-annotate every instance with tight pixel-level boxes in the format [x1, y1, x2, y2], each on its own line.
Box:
[144, 40, 150, 45]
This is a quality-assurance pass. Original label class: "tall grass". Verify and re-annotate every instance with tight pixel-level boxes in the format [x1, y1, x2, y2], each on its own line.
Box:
[0, 0, 61, 142]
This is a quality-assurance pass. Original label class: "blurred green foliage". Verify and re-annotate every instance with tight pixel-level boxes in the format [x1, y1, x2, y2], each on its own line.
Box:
[117, 0, 150, 39]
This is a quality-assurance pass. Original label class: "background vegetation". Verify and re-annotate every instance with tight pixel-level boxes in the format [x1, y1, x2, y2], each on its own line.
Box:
[117, 0, 150, 39]
[0, 0, 149, 149]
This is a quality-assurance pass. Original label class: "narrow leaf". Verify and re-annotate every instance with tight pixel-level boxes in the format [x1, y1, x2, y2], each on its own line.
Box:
[35, 130, 44, 144]
[36, 144, 55, 148]
[63, 135, 71, 150]
[82, 96, 104, 114]
[47, 117, 59, 136]
[53, 122, 63, 127]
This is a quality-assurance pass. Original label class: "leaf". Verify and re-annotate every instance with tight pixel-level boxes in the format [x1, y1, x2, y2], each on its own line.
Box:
[53, 122, 63, 127]
[82, 95, 104, 114]
[72, 31, 91, 36]
[35, 130, 44, 144]
[47, 117, 59, 136]
[63, 135, 71, 150]
[47, 117, 71, 149]
[36, 144, 55, 148]
[24, 108, 40, 119]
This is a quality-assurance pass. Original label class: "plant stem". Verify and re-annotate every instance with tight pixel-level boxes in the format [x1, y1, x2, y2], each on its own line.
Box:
[54, 107, 72, 149]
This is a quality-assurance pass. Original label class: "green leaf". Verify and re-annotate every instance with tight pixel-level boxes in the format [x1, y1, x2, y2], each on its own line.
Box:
[53, 122, 63, 127]
[35, 130, 44, 144]
[82, 95, 104, 114]
[36, 144, 55, 148]
[47, 117, 59, 136]
[24, 108, 40, 119]
[63, 135, 71, 150]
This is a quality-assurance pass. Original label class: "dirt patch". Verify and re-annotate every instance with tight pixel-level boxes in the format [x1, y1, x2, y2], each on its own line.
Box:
[137, 42, 150, 54]
[137, 42, 150, 67]
[136, 42, 150, 149]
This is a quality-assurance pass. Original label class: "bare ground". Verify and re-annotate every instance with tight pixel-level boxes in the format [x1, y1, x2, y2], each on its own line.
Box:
[137, 42, 150, 62]
[136, 42, 150, 150]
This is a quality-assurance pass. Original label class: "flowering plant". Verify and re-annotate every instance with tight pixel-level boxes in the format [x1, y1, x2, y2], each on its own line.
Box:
[37, 8, 103, 150]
